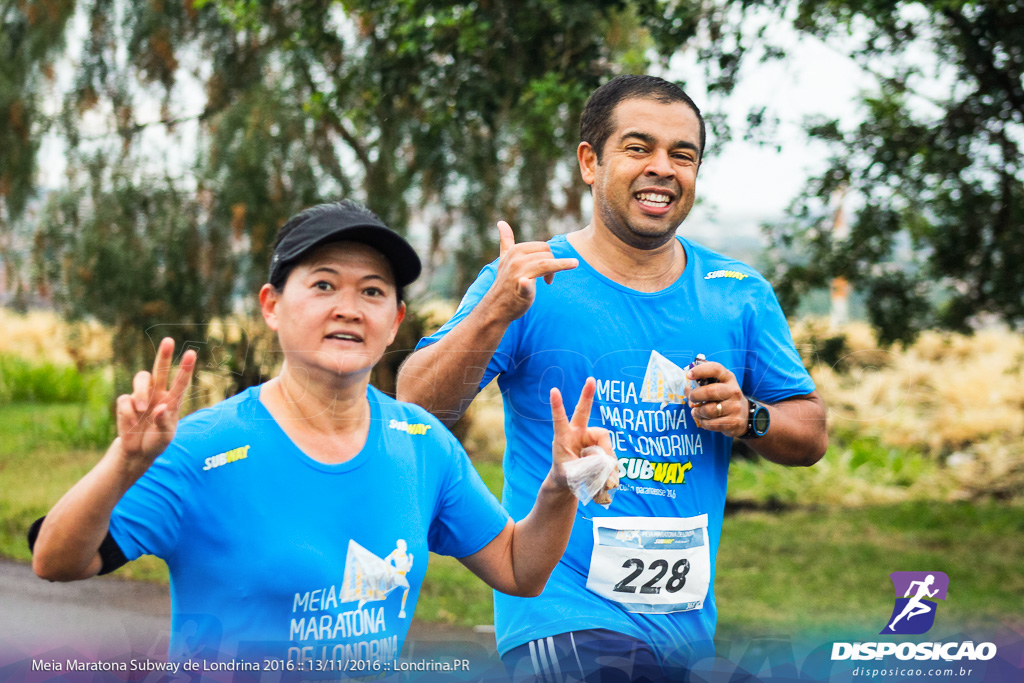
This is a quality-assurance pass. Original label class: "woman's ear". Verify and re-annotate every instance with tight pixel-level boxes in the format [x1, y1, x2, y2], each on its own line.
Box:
[387, 301, 407, 346]
[259, 284, 281, 331]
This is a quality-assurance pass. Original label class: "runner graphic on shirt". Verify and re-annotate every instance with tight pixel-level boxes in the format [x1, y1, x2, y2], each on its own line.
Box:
[386, 539, 414, 618]
[341, 539, 413, 616]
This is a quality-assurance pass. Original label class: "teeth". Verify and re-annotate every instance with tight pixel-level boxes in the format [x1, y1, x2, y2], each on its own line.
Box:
[636, 192, 670, 205]
[328, 333, 360, 341]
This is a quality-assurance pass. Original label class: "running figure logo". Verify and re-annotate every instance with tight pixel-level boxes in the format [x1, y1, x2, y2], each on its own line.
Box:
[882, 571, 949, 635]
[341, 539, 414, 618]
[386, 539, 414, 618]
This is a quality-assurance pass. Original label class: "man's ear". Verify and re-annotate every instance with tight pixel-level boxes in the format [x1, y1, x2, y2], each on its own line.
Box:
[259, 284, 280, 331]
[578, 142, 598, 186]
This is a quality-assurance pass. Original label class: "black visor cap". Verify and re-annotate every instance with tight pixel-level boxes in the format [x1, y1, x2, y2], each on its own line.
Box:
[268, 203, 421, 290]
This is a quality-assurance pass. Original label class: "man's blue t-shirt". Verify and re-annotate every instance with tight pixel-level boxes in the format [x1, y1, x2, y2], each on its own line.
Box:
[108, 384, 509, 667]
[417, 234, 815, 665]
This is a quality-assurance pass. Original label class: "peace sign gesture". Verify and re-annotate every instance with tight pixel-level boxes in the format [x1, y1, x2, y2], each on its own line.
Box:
[115, 338, 197, 474]
[548, 378, 615, 491]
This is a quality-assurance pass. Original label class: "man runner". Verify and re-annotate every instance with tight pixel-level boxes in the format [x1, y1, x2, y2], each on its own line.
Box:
[397, 75, 828, 680]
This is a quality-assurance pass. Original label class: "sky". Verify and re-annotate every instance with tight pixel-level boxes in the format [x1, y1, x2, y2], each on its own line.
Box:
[663, 23, 876, 248]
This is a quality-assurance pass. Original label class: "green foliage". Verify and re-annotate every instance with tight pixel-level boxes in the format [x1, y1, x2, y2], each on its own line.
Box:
[0, 355, 90, 404]
[728, 431, 949, 509]
[26, 0, 733, 386]
[34, 157, 235, 392]
[258, 0, 660, 288]
[759, 0, 1024, 344]
[28, 0, 745, 316]
[51, 408, 116, 450]
[0, 402, 108, 561]
[0, 355, 114, 450]
[0, 1, 74, 214]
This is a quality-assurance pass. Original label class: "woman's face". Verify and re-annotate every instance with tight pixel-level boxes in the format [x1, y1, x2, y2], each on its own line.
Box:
[260, 241, 406, 381]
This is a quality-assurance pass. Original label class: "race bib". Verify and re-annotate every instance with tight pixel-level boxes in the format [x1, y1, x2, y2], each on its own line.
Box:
[585, 515, 710, 614]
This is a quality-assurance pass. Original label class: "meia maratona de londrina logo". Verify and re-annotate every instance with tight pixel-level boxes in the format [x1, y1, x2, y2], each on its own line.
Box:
[831, 571, 998, 663]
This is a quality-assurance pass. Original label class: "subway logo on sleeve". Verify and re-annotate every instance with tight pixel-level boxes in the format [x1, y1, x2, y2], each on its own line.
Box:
[202, 445, 250, 471]
[388, 419, 432, 435]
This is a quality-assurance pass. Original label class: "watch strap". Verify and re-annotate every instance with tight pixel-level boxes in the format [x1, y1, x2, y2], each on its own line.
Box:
[741, 398, 769, 439]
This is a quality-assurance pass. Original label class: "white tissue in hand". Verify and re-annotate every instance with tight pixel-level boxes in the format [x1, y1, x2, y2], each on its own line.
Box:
[564, 446, 618, 508]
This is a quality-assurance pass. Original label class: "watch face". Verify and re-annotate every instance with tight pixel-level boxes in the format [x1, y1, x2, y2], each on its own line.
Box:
[753, 406, 770, 435]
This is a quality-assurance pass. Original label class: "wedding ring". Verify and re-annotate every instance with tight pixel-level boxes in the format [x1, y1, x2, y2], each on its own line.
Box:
[716, 403, 723, 417]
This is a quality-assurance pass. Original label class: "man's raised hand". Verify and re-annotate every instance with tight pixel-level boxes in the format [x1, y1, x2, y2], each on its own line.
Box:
[115, 337, 197, 474]
[488, 220, 578, 323]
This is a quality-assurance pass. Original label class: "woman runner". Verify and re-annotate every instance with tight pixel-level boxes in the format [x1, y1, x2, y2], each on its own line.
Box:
[30, 200, 612, 668]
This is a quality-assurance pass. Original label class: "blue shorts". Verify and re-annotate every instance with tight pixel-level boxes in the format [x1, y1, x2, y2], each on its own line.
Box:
[502, 629, 677, 682]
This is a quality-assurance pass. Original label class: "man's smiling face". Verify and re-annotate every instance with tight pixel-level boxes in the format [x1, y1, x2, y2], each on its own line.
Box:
[580, 97, 702, 250]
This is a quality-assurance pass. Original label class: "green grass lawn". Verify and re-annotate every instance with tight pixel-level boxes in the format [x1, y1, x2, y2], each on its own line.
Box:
[0, 402, 170, 581]
[714, 502, 1024, 637]
[3, 401, 1021, 635]
[413, 495, 1024, 633]
[1, 403, 100, 559]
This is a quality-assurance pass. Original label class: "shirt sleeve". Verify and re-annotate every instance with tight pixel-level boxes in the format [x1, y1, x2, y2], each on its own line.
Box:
[107, 441, 193, 562]
[741, 282, 817, 404]
[428, 433, 511, 558]
[415, 260, 518, 390]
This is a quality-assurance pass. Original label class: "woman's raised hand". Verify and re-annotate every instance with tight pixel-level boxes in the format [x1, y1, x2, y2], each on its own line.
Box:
[115, 338, 196, 470]
[549, 377, 615, 489]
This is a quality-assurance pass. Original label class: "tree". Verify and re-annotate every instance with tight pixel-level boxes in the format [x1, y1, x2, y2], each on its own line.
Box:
[198, 0, 681, 293]
[0, 0, 75, 308]
[31, 0, 287, 396]
[754, 0, 1024, 344]
[30, 0, 729, 395]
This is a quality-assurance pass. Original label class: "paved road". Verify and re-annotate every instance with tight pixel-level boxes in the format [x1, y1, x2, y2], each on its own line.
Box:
[0, 557, 170, 660]
[0, 558, 497, 669]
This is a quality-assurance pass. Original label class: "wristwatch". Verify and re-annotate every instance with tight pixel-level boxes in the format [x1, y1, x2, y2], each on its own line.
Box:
[741, 398, 770, 439]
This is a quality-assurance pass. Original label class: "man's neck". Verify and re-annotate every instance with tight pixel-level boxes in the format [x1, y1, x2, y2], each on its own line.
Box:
[567, 224, 686, 293]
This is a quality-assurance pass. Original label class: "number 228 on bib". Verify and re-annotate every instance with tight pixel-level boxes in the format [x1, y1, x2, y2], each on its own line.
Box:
[585, 515, 711, 614]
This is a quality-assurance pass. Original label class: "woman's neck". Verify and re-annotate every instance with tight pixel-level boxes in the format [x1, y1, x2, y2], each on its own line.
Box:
[260, 363, 372, 463]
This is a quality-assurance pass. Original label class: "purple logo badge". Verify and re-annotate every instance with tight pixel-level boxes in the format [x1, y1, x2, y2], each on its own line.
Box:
[881, 571, 949, 635]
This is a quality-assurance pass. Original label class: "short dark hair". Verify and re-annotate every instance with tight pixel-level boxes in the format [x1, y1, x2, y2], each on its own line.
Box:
[270, 201, 405, 304]
[579, 75, 706, 163]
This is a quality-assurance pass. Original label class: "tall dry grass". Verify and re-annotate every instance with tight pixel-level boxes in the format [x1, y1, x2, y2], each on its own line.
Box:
[0, 309, 278, 410]
[794, 319, 1024, 500]
[0, 309, 111, 368]
[6, 306, 1021, 501]
[415, 304, 1024, 502]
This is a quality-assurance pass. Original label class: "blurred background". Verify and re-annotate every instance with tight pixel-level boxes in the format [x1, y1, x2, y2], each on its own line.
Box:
[1, 0, 1021, 642]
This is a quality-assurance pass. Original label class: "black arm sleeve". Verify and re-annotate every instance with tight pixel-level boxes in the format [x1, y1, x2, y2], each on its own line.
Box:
[27, 516, 129, 576]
